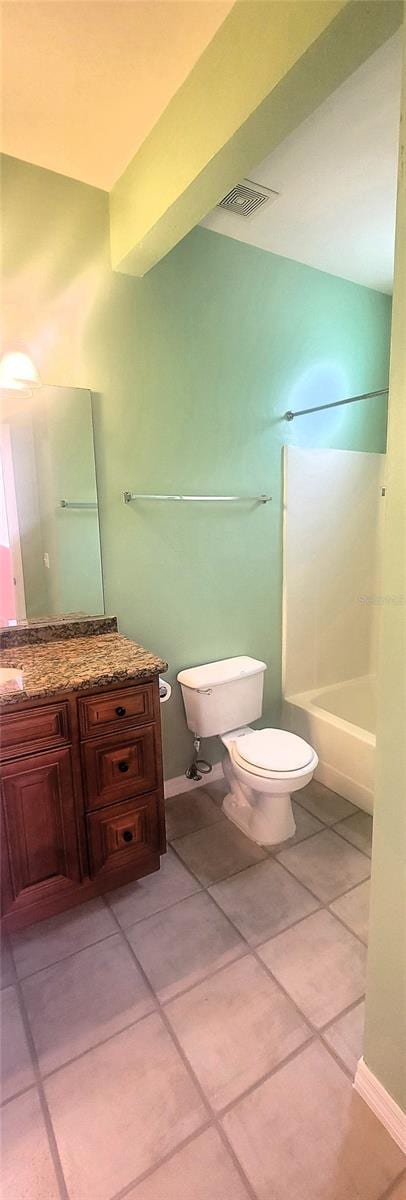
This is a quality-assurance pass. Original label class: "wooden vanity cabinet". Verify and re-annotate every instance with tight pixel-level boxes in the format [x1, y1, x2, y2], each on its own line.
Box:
[0, 677, 165, 932]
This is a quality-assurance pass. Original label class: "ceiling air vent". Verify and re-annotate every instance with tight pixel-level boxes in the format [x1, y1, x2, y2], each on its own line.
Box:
[217, 179, 279, 219]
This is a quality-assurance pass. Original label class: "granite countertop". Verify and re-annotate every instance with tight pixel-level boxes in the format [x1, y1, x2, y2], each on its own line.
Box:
[0, 633, 168, 707]
[0, 614, 117, 649]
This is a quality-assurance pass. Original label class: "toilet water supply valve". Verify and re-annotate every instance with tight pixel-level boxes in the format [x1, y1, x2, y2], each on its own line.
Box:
[186, 736, 212, 782]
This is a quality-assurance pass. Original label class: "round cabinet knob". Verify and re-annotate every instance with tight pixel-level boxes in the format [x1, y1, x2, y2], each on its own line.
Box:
[118, 761, 129, 773]
[122, 829, 133, 844]
[116, 706, 126, 717]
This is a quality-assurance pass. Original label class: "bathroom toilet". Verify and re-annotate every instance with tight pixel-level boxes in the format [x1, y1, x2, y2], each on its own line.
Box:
[177, 656, 318, 846]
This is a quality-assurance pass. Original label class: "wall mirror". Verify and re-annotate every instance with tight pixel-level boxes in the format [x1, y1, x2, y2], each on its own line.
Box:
[0, 386, 104, 623]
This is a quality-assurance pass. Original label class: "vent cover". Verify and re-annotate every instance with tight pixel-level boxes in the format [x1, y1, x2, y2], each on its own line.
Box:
[218, 179, 279, 219]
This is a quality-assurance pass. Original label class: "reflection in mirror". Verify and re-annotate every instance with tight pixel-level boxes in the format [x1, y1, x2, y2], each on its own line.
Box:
[0, 386, 104, 622]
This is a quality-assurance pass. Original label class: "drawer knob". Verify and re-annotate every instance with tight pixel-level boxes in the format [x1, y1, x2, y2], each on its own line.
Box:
[116, 706, 126, 717]
[118, 760, 129, 773]
[122, 829, 133, 843]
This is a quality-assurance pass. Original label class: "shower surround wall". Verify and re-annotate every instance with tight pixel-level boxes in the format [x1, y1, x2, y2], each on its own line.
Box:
[1, 153, 391, 780]
[283, 446, 385, 811]
[283, 447, 385, 693]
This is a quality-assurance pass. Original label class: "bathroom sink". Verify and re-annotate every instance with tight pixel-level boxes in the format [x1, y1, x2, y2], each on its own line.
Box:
[0, 666, 24, 690]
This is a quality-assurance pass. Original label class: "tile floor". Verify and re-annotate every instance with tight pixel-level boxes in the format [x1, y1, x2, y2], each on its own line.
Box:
[1, 778, 405, 1200]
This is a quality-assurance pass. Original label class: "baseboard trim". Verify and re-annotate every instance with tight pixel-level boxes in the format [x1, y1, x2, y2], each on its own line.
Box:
[164, 761, 223, 799]
[354, 1058, 406, 1154]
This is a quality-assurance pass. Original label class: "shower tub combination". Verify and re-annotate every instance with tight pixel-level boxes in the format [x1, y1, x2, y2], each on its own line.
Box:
[283, 674, 375, 815]
[282, 446, 384, 817]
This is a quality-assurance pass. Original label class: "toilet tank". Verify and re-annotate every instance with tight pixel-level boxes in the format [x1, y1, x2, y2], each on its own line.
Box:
[177, 656, 266, 738]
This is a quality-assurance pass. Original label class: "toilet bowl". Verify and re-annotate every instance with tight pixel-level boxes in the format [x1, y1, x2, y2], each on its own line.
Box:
[221, 726, 318, 845]
[177, 656, 318, 847]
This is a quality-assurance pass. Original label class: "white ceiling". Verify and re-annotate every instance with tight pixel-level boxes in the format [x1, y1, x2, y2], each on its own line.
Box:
[0, 1, 233, 189]
[201, 32, 402, 294]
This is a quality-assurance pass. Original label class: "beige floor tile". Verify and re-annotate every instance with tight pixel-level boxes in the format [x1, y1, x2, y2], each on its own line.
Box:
[22, 934, 155, 1074]
[107, 847, 200, 928]
[128, 892, 244, 1002]
[10, 898, 116, 979]
[45, 1012, 206, 1200]
[172, 821, 267, 886]
[1, 986, 35, 1101]
[259, 909, 366, 1027]
[124, 1128, 251, 1200]
[1, 1087, 59, 1200]
[330, 879, 370, 943]
[222, 1041, 405, 1200]
[276, 828, 370, 902]
[166, 955, 310, 1111]
[296, 780, 357, 824]
[204, 777, 228, 806]
[1, 936, 16, 988]
[165, 788, 224, 841]
[267, 799, 323, 853]
[210, 858, 319, 946]
[323, 1001, 365, 1076]
[384, 1175, 406, 1199]
[334, 810, 373, 857]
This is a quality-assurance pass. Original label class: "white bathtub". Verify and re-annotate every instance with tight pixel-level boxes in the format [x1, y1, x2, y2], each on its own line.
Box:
[283, 675, 375, 814]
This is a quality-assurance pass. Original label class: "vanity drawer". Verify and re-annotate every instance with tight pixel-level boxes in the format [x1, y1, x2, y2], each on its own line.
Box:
[82, 725, 157, 811]
[78, 684, 155, 739]
[86, 793, 160, 881]
[1, 703, 70, 761]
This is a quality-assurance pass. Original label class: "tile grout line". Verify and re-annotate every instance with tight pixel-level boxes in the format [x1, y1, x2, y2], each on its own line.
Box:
[11, 976, 70, 1200]
[6, 803, 370, 986]
[9, 926, 119, 984]
[319, 992, 365, 1033]
[109, 1121, 215, 1200]
[101, 894, 259, 1200]
[1, 1078, 41, 1110]
[169, 813, 371, 907]
[22, 1003, 158, 1087]
[169, 837, 368, 995]
[379, 1167, 406, 1200]
[7, 833, 368, 1094]
[170, 831, 370, 945]
[293, 800, 373, 857]
[215, 1037, 318, 1120]
[271, 848, 370, 915]
[107, 878, 204, 936]
[167, 840, 364, 1068]
[330, 825, 372, 860]
[325, 903, 368, 947]
[4, 789, 373, 1200]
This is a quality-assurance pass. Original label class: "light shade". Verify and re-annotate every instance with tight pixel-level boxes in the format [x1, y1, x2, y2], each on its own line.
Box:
[0, 351, 41, 394]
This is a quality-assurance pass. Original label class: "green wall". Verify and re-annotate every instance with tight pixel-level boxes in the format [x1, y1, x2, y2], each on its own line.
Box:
[1, 154, 391, 777]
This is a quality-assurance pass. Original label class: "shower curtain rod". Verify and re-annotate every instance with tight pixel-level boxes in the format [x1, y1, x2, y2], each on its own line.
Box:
[284, 386, 388, 422]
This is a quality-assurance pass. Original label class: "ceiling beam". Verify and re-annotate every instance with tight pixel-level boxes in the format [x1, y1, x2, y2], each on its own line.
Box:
[110, 0, 403, 278]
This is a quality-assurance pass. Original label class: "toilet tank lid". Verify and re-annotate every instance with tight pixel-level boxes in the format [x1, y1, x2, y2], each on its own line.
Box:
[177, 657, 267, 690]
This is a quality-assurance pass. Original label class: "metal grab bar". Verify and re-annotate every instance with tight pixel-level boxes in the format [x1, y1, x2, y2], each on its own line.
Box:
[284, 386, 388, 421]
[122, 492, 271, 504]
[60, 500, 98, 509]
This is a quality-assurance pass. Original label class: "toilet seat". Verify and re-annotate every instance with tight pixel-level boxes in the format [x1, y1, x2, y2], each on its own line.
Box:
[230, 728, 316, 780]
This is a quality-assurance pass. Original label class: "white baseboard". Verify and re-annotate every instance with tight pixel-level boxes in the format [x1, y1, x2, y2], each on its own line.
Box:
[164, 761, 223, 799]
[354, 1058, 406, 1154]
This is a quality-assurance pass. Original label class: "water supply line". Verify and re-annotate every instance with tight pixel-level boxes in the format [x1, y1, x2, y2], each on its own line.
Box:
[186, 736, 212, 782]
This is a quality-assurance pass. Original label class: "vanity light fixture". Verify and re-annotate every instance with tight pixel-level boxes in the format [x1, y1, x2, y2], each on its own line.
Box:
[0, 351, 41, 396]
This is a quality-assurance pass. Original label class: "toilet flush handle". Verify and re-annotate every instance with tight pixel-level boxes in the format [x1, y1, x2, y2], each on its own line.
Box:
[197, 687, 213, 695]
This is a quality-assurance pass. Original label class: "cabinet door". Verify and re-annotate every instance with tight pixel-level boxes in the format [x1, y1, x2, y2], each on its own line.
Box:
[86, 792, 160, 883]
[1, 747, 81, 918]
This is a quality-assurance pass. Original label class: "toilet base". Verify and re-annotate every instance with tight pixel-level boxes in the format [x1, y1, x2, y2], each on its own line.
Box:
[222, 787, 296, 847]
